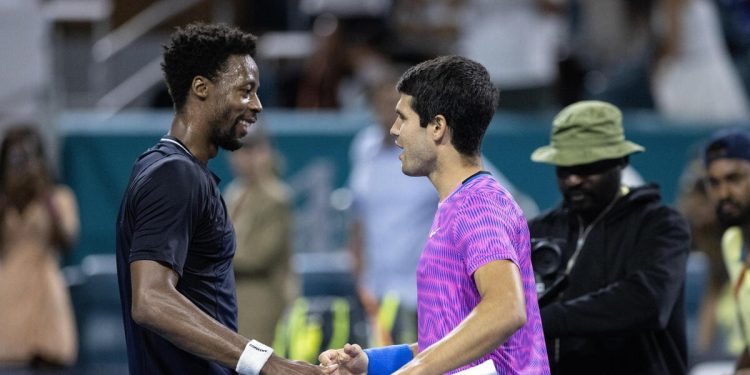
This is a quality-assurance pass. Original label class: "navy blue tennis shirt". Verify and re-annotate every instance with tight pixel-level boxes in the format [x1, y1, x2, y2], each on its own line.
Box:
[116, 137, 238, 375]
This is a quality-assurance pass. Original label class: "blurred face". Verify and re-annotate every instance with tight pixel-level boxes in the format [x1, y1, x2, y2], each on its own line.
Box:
[4, 139, 43, 184]
[229, 138, 273, 181]
[705, 158, 750, 226]
[390, 94, 435, 177]
[209, 54, 263, 151]
[2, 137, 47, 207]
[556, 158, 623, 221]
[371, 83, 400, 139]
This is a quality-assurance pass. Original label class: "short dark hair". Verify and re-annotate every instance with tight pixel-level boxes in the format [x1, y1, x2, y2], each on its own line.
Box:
[397, 55, 498, 156]
[162, 23, 257, 111]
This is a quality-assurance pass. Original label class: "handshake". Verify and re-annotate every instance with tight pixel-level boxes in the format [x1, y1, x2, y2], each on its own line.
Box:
[316, 343, 496, 375]
[317, 343, 370, 375]
[242, 341, 498, 375]
[304, 344, 497, 375]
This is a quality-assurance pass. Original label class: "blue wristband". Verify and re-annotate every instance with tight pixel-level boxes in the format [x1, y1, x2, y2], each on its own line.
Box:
[364, 344, 413, 375]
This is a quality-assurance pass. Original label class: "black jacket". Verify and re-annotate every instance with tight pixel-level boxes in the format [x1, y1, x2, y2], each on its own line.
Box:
[529, 184, 690, 375]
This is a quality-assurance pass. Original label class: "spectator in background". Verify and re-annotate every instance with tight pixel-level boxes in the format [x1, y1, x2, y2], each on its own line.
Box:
[347, 73, 436, 346]
[714, 0, 750, 99]
[528, 101, 690, 374]
[295, 14, 347, 108]
[456, 0, 564, 111]
[556, 0, 749, 122]
[651, 0, 750, 122]
[225, 126, 296, 345]
[0, 0, 50, 121]
[0, 125, 80, 369]
[556, 0, 656, 107]
[676, 157, 729, 356]
[703, 128, 750, 374]
[392, 0, 462, 60]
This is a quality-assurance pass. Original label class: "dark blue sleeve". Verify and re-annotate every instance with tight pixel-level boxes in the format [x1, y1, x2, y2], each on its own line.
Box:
[129, 157, 199, 276]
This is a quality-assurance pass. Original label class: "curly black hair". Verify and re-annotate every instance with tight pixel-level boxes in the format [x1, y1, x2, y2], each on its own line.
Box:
[397, 56, 498, 157]
[162, 23, 257, 111]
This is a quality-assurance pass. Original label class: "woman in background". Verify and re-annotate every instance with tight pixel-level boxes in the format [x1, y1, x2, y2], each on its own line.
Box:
[0, 125, 80, 369]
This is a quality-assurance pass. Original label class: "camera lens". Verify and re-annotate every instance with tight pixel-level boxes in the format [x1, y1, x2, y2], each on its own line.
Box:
[532, 239, 562, 277]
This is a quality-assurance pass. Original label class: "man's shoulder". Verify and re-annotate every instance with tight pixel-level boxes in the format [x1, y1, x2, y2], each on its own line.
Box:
[126, 150, 206, 202]
[134, 147, 201, 180]
[623, 188, 684, 224]
[455, 176, 526, 218]
[721, 226, 744, 256]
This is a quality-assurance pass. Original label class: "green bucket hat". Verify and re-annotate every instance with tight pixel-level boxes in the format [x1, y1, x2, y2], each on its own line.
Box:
[531, 100, 645, 166]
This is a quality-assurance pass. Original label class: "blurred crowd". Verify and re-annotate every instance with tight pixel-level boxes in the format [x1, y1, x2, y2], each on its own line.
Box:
[228, 0, 750, 124]
[2, 0, 750, 125]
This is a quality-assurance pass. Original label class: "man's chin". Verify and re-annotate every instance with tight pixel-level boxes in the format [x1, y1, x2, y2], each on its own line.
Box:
[565, 199, 591, 212]
[221, 142, 242, 152]
[215, 136, 242, 152]
[401, 166, 427, 177]
[717, 211, 748, 227]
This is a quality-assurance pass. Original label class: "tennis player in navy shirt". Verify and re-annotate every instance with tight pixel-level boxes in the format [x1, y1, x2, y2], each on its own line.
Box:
[115, 23, 322, 375]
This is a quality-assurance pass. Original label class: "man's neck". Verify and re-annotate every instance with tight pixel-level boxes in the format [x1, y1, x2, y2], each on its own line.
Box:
[429, 153, 482, 201]
[169, 113, 216, 165]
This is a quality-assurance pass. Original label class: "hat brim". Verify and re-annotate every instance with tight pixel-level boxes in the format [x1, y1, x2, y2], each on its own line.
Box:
[530, 141, 645, 166]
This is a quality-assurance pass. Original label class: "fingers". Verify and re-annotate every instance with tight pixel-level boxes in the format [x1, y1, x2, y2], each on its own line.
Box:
[320, 363, 338, 375]
[343, 343, 363, 358]
[318, 349, 340, 366]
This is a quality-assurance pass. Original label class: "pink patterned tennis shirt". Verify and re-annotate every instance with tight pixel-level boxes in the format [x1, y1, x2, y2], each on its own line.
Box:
[416, 173, 550, 374]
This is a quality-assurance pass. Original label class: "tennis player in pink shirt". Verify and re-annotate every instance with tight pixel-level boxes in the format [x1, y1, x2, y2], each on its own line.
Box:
[319, 55, 549, 375]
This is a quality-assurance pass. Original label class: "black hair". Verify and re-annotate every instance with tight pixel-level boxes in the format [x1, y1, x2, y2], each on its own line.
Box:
[162, 23, 257, 111]
[0, 125, 51, 186]
[396, 55, 498, 156]
[0, 125, 54, 216]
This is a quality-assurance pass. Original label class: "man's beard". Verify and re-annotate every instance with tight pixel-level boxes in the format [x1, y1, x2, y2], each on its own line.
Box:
[211, 121, 242, 151]
[716, 200, 750, 227]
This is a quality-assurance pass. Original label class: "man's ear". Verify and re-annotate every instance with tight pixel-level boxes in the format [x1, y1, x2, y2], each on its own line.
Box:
[431, 114, 448, 143]
[191, 76, 210, 100]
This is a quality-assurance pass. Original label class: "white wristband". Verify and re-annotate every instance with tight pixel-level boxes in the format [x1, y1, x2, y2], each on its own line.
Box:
[236, 339, 273, 375]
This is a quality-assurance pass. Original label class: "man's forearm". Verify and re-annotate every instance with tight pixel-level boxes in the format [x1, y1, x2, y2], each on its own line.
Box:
[132, 284, 249, 369]
[397, 298, 524, 374]
[397, 261, 526, 374]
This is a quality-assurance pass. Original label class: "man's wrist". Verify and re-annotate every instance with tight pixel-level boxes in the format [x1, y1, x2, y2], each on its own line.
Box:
[236, 339, 274, 375]
[364, 344, 413, 375]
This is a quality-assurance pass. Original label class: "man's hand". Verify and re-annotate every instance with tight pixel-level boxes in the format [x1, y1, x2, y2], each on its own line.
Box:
[318, 343, 368, 375]
[260, 355, 325, 375]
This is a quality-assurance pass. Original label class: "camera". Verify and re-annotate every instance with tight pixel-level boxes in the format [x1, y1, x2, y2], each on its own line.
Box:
[531, 238, 564, 278]
[531, 237, 567, 307]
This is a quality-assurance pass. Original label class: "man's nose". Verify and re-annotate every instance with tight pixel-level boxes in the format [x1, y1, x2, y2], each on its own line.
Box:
[389, 120, 399, 137]
[249, 94, 263, 113]
[562, 173, 583, 186]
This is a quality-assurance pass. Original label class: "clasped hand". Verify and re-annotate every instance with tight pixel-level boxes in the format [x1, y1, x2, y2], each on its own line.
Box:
[318, 343, 368, 375]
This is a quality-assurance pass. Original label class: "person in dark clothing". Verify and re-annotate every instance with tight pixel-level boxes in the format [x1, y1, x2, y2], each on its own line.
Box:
[115, 23, 322, 375]
[528, 100, 690, 374]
